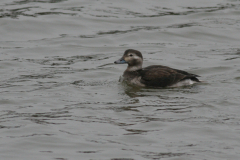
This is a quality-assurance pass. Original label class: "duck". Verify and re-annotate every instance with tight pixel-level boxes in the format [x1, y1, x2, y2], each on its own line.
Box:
[114, 49, 201, 87]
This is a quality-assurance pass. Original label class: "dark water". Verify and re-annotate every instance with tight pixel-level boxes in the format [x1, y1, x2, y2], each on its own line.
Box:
[1, 0, 240, 160]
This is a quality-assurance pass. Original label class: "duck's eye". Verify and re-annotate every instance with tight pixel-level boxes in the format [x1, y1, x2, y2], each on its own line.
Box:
[129, 54, 133, 57]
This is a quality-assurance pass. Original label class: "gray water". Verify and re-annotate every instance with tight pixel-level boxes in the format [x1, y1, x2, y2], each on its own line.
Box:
[1, 0, 240, 160]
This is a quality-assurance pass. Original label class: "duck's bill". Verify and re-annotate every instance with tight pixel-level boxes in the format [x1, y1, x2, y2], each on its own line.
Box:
[114, 58, 127, 64]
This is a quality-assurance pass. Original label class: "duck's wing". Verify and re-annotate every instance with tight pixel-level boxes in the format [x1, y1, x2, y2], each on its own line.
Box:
[138, 65, 200, 87]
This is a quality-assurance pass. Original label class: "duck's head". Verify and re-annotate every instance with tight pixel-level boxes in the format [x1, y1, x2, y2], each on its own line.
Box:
[114, 49, 143, 71]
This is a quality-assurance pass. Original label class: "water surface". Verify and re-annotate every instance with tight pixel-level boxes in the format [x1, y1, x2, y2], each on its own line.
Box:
[1, 0, 240, 160]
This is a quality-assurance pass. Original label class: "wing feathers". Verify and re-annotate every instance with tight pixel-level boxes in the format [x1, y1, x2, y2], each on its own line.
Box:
[139, 65, 199, 87]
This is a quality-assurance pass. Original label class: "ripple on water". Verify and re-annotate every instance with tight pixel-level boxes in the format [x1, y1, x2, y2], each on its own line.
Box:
[1, 0, 240, 160]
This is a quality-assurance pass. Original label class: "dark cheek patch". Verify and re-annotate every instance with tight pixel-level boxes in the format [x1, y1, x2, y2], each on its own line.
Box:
[129, 59, 138, 66]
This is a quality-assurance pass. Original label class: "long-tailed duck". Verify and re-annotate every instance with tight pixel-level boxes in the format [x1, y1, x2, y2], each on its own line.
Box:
[114, 49, 200, 87]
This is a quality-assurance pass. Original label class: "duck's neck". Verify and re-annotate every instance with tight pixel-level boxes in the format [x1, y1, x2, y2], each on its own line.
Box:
[126, 64, 142, 72]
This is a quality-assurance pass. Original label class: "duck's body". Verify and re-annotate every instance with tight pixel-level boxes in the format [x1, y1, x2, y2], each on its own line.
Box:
[114, 49, 200, 87]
